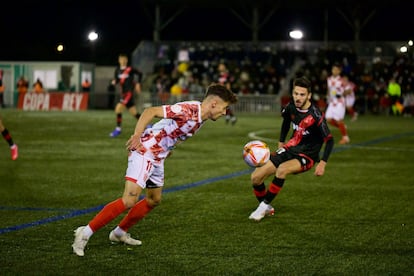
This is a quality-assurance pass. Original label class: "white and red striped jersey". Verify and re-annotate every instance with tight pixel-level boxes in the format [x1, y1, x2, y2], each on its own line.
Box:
[327, 75, 345, 103]
[137, 101, 204, 161]
[344, 80, 356, 96]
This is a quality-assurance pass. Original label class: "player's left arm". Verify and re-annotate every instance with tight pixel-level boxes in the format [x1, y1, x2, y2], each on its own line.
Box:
[314, 137, 333, 176]
[314, 116, 334, 176]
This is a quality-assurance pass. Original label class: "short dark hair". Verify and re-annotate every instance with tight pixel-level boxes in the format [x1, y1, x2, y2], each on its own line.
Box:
[332, 62, 342, 68]
[293, 76, 312, 93]
[204, 83, 238, 104]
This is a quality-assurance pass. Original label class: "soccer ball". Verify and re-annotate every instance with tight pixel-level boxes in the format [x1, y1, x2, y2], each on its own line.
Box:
[243, 140, 270, 167]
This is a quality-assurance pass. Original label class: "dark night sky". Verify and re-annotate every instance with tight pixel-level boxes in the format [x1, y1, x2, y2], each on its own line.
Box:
[1, 0, 413, 65]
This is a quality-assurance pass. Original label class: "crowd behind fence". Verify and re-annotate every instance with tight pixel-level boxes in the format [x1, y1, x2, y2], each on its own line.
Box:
[90, 40, 414, 117]
[128, 40, 414, 116]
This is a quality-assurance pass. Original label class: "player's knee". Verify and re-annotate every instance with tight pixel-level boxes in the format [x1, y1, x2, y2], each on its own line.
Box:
[146, 197, 161, 207]
[122, 197, 139, 209]
[250, 171, 264, 186]
[275, 165, 290, 179]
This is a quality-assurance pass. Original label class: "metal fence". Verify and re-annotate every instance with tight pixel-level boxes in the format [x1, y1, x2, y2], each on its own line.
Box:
[231, 94, 280, 113]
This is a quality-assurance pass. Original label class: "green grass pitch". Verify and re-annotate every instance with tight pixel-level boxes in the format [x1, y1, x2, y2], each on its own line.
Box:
[0, 109, 413, 275]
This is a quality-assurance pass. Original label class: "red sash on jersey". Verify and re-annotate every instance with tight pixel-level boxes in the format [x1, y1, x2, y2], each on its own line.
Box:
[120, 67, 132, 85]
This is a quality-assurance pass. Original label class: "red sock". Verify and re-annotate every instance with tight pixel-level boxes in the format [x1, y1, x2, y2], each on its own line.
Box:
[118, 198, 154, 232]
[253, 183, 266, 202]
[116, 113, 122, 127]
[89, 198, 126, 232]
[328, 119, 339, 128]
[268, 183, 282, 194]
[338, 121, 348, 136]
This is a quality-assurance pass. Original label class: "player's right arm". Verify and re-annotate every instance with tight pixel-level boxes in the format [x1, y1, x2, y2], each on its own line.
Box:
[278, 104, 291, 148]
[126, 106, 164, 151]
[112, 68, 119, 85]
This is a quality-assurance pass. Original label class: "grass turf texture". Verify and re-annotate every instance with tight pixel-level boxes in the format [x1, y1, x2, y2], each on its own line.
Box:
[0, 109, 413, 275]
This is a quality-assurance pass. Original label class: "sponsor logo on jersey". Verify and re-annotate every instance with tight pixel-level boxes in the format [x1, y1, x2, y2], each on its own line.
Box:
[292, 123, 310, 135]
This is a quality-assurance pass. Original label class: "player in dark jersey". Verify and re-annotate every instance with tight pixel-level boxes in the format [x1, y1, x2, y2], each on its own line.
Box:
[109, 53, 143, 137]
[249, 76, 334, 221]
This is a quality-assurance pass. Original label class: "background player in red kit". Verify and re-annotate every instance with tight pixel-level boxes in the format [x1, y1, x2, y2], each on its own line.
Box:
[325, 63, 350, 144]
[72, 83, 238, 256]
[248, 76, 334, 221]
[109, 53, 143, 137]
[0, 115, 18, 160]
[342, 75, 358, 121]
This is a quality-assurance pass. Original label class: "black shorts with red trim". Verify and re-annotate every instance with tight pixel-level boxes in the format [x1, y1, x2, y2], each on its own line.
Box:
[120, 91, 135, 108]
[269, 147, 315, 173]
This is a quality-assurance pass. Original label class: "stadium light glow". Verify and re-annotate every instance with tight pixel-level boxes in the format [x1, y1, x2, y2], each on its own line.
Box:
[56, 44, 64, 52]
[408, 40, 413, 46]
[289, 30, 303, 40]
[400, 46, 408, 53]
[88, 31, 98, 42]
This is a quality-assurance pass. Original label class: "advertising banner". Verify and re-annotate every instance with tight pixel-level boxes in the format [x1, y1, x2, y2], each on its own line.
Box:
[18, 92, 89, 111]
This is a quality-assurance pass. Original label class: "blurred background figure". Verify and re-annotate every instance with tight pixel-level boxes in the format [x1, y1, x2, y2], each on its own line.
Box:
[387, 77, 402, 116]
[81, 78, 91, 92]
[217, 62, 237, 125]
[342, 75, 358, 121]
[109, 53, 143, 137]
[325, 63, 350, 144]
[0, 115, 18, 160]
[16, 76, 29, 96]
[0, 69, 5, 108]
[32, 78, 44, 93]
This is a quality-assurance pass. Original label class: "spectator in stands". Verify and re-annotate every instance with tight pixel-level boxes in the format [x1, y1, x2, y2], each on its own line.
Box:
[32, 78, 44, 93]
[217, 62, 237, 125]
[387, 76, 402, 115]
[16, 76, 29, 95]
[81, 78, 91, 92]
[402, 91, 414, 116]
[152, 67, 172, 105]
[170, 82, 183, 103]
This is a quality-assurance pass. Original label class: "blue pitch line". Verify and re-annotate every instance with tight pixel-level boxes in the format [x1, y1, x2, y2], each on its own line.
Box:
[332, 131, 414, 153]
[0, 169, 252, 235]
[1, 132, 413, 235]
[163, 169, 252, 193]
[0, 206, 105, 234]
[0, 206, 78, 212]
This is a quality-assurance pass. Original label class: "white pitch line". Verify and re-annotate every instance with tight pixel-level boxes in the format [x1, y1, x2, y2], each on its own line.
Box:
[248, 130, 278, 143]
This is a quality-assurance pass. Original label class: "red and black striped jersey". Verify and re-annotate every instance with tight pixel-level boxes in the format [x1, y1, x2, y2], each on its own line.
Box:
[280, 101, 334, 162]
[114, 66, 142, 93]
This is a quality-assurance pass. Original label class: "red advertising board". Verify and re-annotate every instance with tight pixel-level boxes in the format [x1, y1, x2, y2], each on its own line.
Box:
[17, 92, 89, 111]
